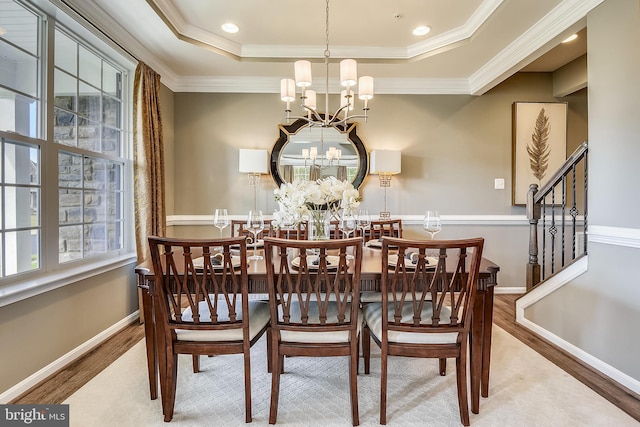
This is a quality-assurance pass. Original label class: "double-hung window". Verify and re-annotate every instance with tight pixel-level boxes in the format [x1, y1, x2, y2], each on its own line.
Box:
[0, 0, 133, 294]
[54, 28, 125, 262]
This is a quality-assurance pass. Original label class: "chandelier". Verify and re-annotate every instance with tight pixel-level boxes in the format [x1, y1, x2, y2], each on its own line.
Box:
[280, 0, 374, 128]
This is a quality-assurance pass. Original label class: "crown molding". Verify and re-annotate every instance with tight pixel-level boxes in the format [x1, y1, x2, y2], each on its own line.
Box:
[61, 0, 602, 95]
[468, 0, 604, 95]
[172, 76, 471, 94]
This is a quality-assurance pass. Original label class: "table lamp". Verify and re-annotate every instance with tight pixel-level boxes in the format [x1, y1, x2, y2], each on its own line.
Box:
[239, 149, 268, 211]
[369, 150, 401, 219]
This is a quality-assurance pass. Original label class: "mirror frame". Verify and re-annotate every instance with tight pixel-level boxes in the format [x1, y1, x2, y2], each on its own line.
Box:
[269, 117, 368, 188]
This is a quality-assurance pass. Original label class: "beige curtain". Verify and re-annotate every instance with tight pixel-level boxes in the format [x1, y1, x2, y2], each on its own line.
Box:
[133, 62, 166, 264]
[281, 165, 294, 183]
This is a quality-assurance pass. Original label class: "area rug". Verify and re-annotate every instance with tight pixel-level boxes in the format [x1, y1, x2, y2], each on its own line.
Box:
[64, 326, 637, 426]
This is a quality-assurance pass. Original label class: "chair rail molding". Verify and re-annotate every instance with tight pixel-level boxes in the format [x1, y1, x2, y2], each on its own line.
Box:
[166, 214, 530, 227]
[588, 225, 640, 249]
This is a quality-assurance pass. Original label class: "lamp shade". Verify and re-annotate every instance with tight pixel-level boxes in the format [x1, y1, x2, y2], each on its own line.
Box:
[370, 150, 401, 174]
[358, 76, 374, 100]
[239, 149, 268, 174]
[294, 60, 312, 87]
[280, 78, 295, 102]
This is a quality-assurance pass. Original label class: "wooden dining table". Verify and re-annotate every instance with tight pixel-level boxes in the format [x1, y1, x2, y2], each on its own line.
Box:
[135, 243, 499, 414]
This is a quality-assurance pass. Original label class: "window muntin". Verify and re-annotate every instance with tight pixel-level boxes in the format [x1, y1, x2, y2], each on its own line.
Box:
[53, 28, 123, 157]
[58, 152, 124, 263]
[0, 0, 131, 283]
[0, 2, 39, 56]
[0, 1, 40, 140]
[0, 137, 41, 276]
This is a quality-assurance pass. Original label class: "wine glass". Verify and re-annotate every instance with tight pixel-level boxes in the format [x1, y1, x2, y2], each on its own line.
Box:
[280, 212, 295, 240]
[357, 209, 371, 243]
[424, 210, 442, 239]
[247, 211, 265, 260]
[340, 211, 357, 259]
[213, 208, 229, 237]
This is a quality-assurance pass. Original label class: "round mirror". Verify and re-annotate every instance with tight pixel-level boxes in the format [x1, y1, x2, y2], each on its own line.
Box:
[270, 118, 368, 188]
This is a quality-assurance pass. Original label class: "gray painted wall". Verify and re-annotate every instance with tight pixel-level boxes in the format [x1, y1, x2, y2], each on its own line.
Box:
[164, 72, 587, 290]
[0, 264, 139, 394]
[525, 0, 640, 382]
[167, 73, 587, 217]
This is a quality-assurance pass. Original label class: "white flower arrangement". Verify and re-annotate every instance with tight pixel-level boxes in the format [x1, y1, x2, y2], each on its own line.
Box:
[272, 176, 361, 228]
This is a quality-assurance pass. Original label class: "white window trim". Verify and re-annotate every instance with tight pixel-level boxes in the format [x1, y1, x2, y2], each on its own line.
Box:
[0, 252, 137, 308]
[0, 1, 137, 302]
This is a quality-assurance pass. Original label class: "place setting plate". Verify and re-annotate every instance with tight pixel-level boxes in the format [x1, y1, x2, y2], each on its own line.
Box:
[291, 255, 341, 270]
[231, 239, 264, 249]
[366, 239, 398, 249]
[192, 255, 242, 270]
[387, 254, 438, 270]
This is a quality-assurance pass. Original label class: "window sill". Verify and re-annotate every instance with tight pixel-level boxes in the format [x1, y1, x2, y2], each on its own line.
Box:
[0, 253, 138, 308]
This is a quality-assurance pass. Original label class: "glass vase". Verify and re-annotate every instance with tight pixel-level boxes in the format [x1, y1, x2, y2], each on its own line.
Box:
[308, 207, 330, 241]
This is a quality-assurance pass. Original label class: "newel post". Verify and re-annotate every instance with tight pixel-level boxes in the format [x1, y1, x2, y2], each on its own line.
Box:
[526, 183, 541, 291]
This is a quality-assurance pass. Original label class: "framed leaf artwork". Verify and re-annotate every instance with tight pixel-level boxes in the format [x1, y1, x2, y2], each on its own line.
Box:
[512, 102, 568, 206]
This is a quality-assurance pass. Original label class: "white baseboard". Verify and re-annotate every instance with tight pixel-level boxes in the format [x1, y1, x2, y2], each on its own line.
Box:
[517, 315, 640, 395]
[0, 311, 140, 403]
[515, 256, 640, 394]
[495, 286, 525, 294]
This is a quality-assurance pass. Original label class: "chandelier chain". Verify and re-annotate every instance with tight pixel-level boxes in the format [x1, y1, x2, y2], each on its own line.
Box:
[324, 0, 330, 59]
[280, 0, 372, 128]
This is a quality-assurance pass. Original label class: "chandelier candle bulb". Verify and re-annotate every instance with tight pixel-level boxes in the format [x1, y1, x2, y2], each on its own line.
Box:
[341, 89, 354, 110]
[302, 149, 309, 159]
[306, 89, 317, 120]
[306, 90, 317, 110]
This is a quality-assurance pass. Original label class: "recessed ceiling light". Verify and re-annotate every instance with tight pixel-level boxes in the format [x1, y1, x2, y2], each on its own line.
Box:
[413, 26, 431, 36]
[0, 27, 6, 36]
[562, 34, 578, 43]
[221, 23, 239, 34]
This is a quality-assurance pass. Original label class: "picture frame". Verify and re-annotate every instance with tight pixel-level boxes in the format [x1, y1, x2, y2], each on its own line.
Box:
[512, 102, 568, 206]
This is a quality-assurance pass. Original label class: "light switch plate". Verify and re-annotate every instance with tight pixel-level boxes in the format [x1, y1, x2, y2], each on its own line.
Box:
[494, 178, 505, 190]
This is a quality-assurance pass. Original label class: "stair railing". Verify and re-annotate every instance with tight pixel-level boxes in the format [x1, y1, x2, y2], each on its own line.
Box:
[526, 141, 588, 290]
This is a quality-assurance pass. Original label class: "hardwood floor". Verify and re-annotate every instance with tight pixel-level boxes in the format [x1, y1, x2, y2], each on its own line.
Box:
[10, 294, 640, 422]
[11, 320, 145, 405]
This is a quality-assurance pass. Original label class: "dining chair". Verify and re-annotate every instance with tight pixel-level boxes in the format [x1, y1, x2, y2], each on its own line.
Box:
[367, 219, 403, 241]
[273, 221, 308, 239]
[359, 219, 403, 303]
[147, 236, 270, 422]
[263, 236, 363, 426]
[329, 219, 342, 239]
[362, 236, 484, 426]
[232, 218, 274, 239]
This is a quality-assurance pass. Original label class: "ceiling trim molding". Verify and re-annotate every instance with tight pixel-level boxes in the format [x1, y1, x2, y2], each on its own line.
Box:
[468, 0, 604, 95]
[171, 76, 471, 95]
[147, 0, 505, 62]
[406, 0, 503, 59]
[60, 0, 600, 95]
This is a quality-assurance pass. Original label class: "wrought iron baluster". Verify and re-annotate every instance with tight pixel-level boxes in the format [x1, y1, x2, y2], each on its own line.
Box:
[542, 198, 547, 281]
[561, 175, 566, 268]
